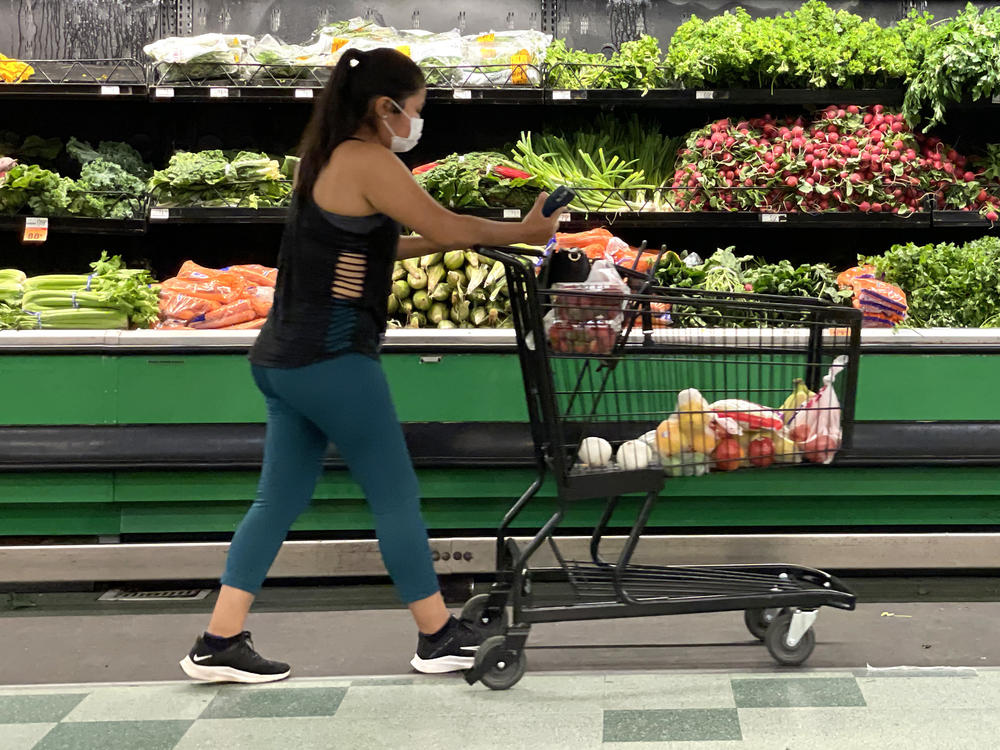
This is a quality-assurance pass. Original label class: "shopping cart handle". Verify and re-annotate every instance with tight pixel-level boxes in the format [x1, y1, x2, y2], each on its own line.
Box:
[542, 187, 575, 217]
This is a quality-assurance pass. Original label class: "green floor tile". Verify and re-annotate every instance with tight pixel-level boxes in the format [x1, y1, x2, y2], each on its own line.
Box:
[0, 723, 57, 750]
[201, 686, 346, 719]
[603, 708, 742, 743]
[348, 677, 415, 687]
[63, 685, 217, 722]
[0, 694, 87, 723]
[32, 720, 193, 750]
[731, 677, 866, 708]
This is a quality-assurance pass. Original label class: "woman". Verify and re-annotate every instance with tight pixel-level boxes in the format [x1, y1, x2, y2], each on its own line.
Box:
[179, 48, 564, 684]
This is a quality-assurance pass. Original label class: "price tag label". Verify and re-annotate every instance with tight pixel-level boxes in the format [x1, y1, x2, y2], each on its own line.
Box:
[294, 88, 314, 99]
[150, 208, 170, 221]
[452, 89, 472, 100]
[760, 213, 787, 223]
[558, 213, 572, 223]
[154, 87, 175, 98]
[552, 90, 571, 101]
[695, 90, 716, 100]
[209, 87, 230, 98]
[502, 209, 522, 219]
[22, 217, 48, 243]
[100, 85, 120, 96]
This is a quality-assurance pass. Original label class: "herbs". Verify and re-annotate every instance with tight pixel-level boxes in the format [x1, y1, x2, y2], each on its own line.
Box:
[414, 152, 539, 210]
[860, 237, 1000, 328]
[665, 2, 926, 90]
[148, 150, 291, 208]
[902, 4, 1000, 129]
[545, 35, 665, 90]
[745, 260, 850, 303]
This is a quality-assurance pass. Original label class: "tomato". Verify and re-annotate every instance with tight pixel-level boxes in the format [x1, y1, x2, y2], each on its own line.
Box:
[712, 438, 744, 472]
[802, 434, 839, 463]
[789, 422, 813, 444]
[748, 437, 775, 468]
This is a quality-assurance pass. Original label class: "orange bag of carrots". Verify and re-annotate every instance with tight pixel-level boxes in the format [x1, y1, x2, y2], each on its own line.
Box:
[160, 272, 248, 305]
[249, 286, 274, 318]
[228, 264, 278, 287]
[189, 299, 256, 329]
[159, 291, 222, 322]
[223, 317, 267, 330]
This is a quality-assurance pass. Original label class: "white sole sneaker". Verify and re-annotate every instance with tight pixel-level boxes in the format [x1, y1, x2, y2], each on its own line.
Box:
[179, 656, 291, 684]
[410, 653, 476, 674]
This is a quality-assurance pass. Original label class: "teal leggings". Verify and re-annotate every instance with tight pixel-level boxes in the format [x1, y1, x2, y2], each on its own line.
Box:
[222, 354, 440, 604]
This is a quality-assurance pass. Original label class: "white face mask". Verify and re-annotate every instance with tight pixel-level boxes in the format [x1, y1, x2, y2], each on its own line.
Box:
[382, 98, 423, 153]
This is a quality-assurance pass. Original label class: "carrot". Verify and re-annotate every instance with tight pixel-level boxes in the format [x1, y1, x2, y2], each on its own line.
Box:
[250, 286, 274, 318]
[228, 264, 278, 288]
[178, 260, 223, 279]
[190, 299, 255, 329]
[160, 273, 248, 305]
[159, 291, 222, 322]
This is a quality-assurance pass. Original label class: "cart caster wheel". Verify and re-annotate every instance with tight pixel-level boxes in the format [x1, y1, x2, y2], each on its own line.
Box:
[744, 608, 784, 641]
[460, 594, 509, 637]
[765, 611, 816, 666]
[474, 635, 526, 691]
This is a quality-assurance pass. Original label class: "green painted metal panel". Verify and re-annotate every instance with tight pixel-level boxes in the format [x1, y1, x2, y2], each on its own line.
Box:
[0, 356, 117, 425]
[857, 354, 1000, 420]
[116, 356, 264, 424]
[0, 504, 121, 535]
[0, 473, 114, 504]
[113, 353, 527, 424]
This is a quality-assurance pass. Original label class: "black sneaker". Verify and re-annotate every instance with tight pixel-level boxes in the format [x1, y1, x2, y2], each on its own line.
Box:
[410, 616, 482, 674]
[179, 631, 291, 684]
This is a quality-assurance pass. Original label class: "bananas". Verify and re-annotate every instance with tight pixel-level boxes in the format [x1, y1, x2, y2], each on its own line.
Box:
[779, 379, 814, 423]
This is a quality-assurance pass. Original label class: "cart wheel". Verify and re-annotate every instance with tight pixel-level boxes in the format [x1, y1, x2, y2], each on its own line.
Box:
[460, 594, 509, 637]
[765, 612, 816, 666]
[474, 635, 526, 691]
[744, 608, 784, 641]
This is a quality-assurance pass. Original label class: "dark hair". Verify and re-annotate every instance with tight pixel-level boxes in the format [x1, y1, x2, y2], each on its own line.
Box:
[296, 48, 425, 198]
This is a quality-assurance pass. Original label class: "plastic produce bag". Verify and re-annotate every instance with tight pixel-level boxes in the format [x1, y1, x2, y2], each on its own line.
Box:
[785, 355, 849, 464]
[457, 30, 552, 86]
[250, 34, 330, 78]
[144, 34, 255, 81]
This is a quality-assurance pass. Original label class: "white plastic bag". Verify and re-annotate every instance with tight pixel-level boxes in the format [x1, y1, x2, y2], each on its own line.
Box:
[785, 355, 849, 464]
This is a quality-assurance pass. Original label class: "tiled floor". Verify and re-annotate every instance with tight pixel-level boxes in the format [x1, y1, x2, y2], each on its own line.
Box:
[2, 669, 1000, 749]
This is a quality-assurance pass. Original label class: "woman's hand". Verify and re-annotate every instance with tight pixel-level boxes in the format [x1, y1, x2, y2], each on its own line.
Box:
[519, 192, 567, 245]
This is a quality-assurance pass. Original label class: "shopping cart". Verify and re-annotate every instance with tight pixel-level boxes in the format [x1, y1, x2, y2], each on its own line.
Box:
[461, 244, 863, 690]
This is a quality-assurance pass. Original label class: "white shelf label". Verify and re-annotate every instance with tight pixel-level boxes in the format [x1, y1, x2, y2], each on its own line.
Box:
[452, 89, 472, 100]
[22, 217, 48, 243]
[154, 87, 175, 98]
[502, 209, 522, 219]
[100, 85, 120, 96]
[209, 87, 230, 98]
[760, 213, 787, 223]
[150, 208, 170, 221]
[558, 213, 572, 223]
[294, 88, 314, 99]
[552, 90, 571, 101]
[695, 90, 716, 100]
[993, 95, 1000, 104]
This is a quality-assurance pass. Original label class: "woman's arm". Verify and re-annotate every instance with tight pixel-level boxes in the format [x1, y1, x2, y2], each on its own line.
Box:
[358, 145, 564, 249]
[397, 235, 445, 259]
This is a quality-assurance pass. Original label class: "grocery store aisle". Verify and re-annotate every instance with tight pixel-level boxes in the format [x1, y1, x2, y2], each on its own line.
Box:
[4, 668, 1000, 749]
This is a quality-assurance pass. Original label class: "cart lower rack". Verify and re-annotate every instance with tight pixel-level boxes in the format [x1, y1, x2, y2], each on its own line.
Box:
[460, 245, 862, 690]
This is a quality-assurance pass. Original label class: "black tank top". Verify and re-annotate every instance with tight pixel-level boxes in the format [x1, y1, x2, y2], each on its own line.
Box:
[250, 193, 399, 368]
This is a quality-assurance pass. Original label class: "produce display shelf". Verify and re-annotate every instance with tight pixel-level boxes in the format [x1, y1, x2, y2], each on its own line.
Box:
[545, 88, 906, 107]
[147, 206, 288, 224]
[2, 327, 998, 353]
[932, 211, 997, 229]
[0, 59, 147, 99]
[0, 215, 146, 235]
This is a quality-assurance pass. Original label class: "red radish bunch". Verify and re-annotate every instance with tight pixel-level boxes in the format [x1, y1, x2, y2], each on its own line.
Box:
[670, 105, 1000, 219]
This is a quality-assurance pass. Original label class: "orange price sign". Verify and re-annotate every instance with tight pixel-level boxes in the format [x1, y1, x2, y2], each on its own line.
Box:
[331, 38, 348, 53]
[22, 217, 48, 244]
[511, 50, 531, 85]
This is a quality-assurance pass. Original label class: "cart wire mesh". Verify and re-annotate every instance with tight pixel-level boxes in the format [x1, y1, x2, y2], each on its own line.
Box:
[486, 246, 862, 502]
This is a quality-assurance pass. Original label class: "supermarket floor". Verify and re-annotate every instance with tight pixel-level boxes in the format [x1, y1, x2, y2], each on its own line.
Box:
[2, 580, 1000, 748]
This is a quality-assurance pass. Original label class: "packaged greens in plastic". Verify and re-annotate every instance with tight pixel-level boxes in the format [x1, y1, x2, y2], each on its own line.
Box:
[249, 34, 331, 78]
[456, 30, 551, 86]
[144, 33, 255, 82]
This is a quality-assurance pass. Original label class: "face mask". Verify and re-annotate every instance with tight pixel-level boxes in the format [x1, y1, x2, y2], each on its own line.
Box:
[382, 99, 423, 153]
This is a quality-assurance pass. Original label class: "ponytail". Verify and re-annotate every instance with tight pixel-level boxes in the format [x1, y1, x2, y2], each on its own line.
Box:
[296, 48, 425, 200]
